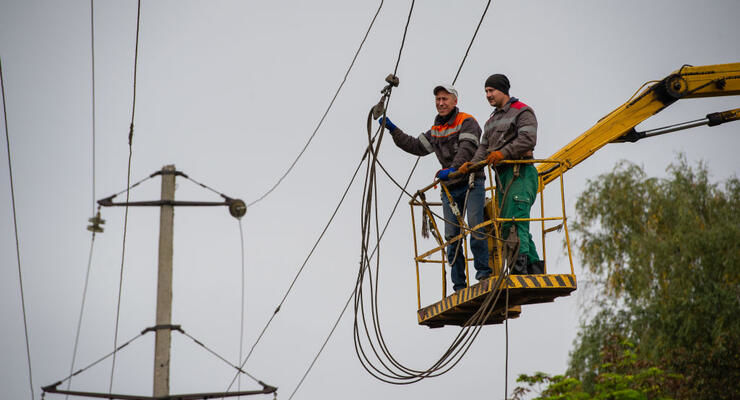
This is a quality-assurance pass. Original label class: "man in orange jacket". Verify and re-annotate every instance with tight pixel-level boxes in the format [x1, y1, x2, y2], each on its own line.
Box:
[379, 85, 492, 291]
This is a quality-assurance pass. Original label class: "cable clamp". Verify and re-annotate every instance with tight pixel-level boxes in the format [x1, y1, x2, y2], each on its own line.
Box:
[372, 74, 400, 120]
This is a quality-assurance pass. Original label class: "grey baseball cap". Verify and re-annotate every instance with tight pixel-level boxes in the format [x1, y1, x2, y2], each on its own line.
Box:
[433, 84, 458, 98]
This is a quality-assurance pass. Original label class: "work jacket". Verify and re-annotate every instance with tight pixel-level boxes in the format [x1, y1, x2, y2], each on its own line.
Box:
[472, 97, 537, 163]
[389, 107, 484, 187]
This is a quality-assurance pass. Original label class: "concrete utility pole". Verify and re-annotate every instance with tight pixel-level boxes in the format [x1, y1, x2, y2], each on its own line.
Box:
[153, 164, 175, 397]
[41, 164, 270, 399]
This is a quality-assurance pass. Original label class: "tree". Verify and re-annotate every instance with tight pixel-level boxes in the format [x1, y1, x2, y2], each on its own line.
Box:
[513, 336, 684, 400]
[566, 156, 740, 399]
[515, 156, 740, 399]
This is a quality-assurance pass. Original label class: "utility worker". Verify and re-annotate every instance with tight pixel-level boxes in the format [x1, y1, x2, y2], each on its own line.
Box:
[379, 85, 492, 291]
[459, 74, 544, 275]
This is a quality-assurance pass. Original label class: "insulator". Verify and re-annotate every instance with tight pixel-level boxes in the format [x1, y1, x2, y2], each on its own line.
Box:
[86, 212, 105, 233]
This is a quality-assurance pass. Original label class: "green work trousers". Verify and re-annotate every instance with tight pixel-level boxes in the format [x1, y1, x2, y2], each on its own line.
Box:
[496, 163, 540, 263]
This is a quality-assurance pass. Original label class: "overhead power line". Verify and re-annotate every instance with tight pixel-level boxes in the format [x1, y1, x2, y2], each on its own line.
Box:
[66, 2, 99, 396]
[90, 0, 97, 214]
[453, 0, 492, 85]
[224, 1, 388, 392]
[351, 0, 505, 386]
[109, 0, 143, 393]
[2, 55, 36, 400]
[237, 0, 499, 395]
[246, 0, 385, 208]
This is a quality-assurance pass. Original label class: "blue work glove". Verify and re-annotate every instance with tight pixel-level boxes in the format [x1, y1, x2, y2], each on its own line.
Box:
[378, 116, 397, 132]
[436, 167, 457, 181]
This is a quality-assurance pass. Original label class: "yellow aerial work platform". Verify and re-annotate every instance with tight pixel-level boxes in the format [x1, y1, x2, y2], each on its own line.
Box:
[408, 62, 739, 328]
[417, 273, 577, 328]
[410, 159, 577, 328]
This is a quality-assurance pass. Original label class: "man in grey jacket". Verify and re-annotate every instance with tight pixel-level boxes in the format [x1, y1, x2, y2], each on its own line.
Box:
[460, 74, 543, 275]
[378, 85, 492, 292]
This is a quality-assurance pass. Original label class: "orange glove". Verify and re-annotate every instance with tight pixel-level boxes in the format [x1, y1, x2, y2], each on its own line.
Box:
[486, 150, 505, 165]
[458, 161, 473, 174]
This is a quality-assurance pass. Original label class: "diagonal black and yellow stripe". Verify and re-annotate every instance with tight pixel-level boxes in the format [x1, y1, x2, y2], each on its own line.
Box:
[417, 274, 577, 328]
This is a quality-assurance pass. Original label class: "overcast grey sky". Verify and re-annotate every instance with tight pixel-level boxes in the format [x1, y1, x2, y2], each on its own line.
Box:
[2, 1, 739, 399]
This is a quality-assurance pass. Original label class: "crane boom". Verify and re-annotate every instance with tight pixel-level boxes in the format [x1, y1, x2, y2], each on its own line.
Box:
[538, 62, 740, 186]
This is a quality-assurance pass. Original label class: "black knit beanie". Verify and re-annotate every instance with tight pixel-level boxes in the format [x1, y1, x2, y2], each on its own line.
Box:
[485, 74, 510, 95]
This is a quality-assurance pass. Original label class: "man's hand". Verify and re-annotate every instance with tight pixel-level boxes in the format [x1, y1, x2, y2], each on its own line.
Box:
[436, 167, 457, 181]
[458, 161, 473, 174]
[377, 116, 397, 132]
[486, 151, 504, 165]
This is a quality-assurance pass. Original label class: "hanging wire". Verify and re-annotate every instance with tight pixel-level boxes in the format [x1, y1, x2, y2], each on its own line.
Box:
[246, 0, 385, 208]
[275, 0, 421, 391]
[66, 3, 98, 396]
[109, 0, 142, 393]
[238, 219, 247, 393]
[223, 2, 388, 392]
[178, 330, 264, 385]
[66, 228, 98, 396]
[90, 0, 97, 215]
[287, 157, 420, 400]
[349, 0, 513, 386]
[280, 0, 504, 391]
[452, 0, 492, 85]
[49, 332, 147, 389]
[1, 55, 36, 400]
[241, 0, 499, 393]
[225, 147, 369, 392]
[182, 174, 226, 197]
[391, 0, 414, 76]
[103, 173, 156, 200]
[504, 284, 510, 400]
[287, 286, 356, 400]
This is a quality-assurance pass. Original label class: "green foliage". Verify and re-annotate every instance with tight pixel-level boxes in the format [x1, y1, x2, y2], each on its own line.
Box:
[513, 337, 683, 400]
[566, 156, 740, 399]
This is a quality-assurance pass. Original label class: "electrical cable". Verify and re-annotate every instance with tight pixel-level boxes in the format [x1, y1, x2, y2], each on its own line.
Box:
[104, 174, 156, 200]
[293, 144, 509, 388]
[230, 1, 423, 386]
[182, 174, 226, 197]
[66, 3, 98, 396]
[1, 55, 36, 400]
[178, 330, 263, 385]
[224, 4, 413, 386]
[45, 326, 274, 395]
[504, 279, 510, 399]
[371, 154, 504, 242]
[49, 332, 146, 389]
[354, 127, 477, 384]
[246, 0, 385, 208]
[237, 219, 246, 393]
[66, 229, 98, 397]
[287, 287, 353, 400]
[109, 0, 142, 393]
[90, 0, 97, 216]
[225, 146, 370, 392]
[349, 0, 514, 385]
[391, 0, 414, 77]
[452, 0, 491, 85]
[288, 157, 420, 400]
[349, 1, 425, 380]
[243, 0, 498, 392]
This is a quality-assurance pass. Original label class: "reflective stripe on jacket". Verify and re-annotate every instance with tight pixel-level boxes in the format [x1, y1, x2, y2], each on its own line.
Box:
[390, 107, 484, 186]
[472, 98, 537, 163]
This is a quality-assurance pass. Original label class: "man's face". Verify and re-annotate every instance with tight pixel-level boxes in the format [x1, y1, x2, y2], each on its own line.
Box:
[486, 87, 507, 108]
[435, 91, 457, 117]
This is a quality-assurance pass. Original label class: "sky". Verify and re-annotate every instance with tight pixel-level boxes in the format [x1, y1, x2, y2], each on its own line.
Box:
[1, 1, 739, 399]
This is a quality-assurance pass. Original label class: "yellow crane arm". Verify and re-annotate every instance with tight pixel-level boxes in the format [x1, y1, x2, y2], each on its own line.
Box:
[537, 63, 740, 186]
